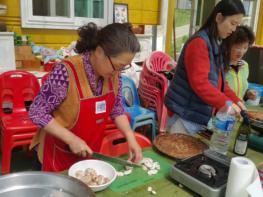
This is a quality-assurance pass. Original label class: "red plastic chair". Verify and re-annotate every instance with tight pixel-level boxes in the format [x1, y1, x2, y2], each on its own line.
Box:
[44, 61, 56, 72]
[138, 81, 162, 112]
[99, 130, 152, 157]
[0, 70, 40, 174]
[138, 79, 165, 133]
[41, 73, 50, 85]
[122, 75, 156, 140]
[138, 51, 176, 133]
[148, 51, 176, 72]
[104, 112, 131, 134]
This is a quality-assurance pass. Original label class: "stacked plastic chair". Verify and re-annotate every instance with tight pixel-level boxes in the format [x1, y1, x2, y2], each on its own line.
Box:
[121, 75, 156, 140]
[100, 130, 151, 157]
[0, 70, 40, 174]
[104, 112, 131, 134]
[138, 51, 176, 134]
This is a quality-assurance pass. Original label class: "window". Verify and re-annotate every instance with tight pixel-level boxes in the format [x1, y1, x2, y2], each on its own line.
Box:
[32, 0, 70, 17]
[242, 0, 260, 32]
[75, 0, 104, 18]
[21, 0, 113, 29]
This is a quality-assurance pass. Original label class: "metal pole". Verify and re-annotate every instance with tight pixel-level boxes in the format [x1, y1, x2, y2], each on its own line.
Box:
[189, 0, 198, 36]
[152, 26, 157, 51]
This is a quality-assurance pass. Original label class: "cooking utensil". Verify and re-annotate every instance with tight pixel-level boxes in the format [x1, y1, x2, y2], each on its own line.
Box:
[0, 171, 95, 197]
[250, 121, 263, 134]
[93, 152, 142, 167]
[153, 133, 208, 160]
[244, 110, 263, 134]
[246, 115, 263, 135]
[170, 149, 230, 197]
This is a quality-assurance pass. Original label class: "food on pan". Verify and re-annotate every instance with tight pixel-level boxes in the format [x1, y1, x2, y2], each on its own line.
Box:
[247, 111, 263, 121]
[154, 133, 208, 159]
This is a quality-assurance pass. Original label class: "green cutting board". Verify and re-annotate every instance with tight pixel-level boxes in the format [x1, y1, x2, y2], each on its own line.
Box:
[109, 150, 172, 192]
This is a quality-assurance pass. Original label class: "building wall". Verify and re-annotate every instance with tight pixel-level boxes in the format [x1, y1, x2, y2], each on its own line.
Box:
[0, 0, 77, 49]
[1, 0, 262, 49]
[0, 0, 159, 49]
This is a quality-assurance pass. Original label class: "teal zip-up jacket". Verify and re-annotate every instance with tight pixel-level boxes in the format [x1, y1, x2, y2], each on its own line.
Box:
[225, 60, 249, 100]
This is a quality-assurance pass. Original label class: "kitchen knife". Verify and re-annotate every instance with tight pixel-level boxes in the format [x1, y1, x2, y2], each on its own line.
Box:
[92, 152, 142, 167]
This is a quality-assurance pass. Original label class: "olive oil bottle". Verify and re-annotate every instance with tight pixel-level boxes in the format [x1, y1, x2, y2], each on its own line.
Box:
[233, 110, 251, 156]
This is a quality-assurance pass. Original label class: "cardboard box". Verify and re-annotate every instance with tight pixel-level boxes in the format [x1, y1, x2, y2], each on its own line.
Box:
[15, 46, 35, 61]
[16, 60, 22, 68]
[22, 57, 41, 68]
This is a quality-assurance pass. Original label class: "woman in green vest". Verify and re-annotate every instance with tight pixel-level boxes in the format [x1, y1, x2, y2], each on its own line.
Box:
[225, 25, 257, 101]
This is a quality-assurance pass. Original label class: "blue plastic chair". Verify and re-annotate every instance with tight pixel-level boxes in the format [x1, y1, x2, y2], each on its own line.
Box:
[248, 83, 263, 97]
[121, 75, 156, 140]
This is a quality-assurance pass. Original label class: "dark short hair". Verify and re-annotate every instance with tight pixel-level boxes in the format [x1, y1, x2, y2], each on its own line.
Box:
[224, 25, 255, 64]
[200, 0, 246, 38]
[225, 25, 255, 46]
[75, 22, 140, 57]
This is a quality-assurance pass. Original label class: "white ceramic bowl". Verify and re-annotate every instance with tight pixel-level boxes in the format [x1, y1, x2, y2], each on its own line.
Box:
[68, 159, 117, 192]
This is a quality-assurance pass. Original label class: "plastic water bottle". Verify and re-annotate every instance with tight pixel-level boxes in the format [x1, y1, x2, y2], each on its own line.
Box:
[209, 101, 236, 155]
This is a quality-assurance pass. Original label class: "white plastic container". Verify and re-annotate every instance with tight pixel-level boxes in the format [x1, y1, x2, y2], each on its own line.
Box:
[0, 32, 16, 73]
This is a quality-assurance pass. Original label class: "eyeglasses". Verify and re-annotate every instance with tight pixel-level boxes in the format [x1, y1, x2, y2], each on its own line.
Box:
[107, 55, 132, 71]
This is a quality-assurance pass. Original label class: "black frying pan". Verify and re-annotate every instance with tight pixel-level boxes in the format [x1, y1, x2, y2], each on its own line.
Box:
[242, 110, 263, 134]
[250, 120, 263, 134]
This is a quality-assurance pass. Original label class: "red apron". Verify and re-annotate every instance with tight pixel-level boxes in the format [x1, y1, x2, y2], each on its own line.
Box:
[42, 60, 115, 172]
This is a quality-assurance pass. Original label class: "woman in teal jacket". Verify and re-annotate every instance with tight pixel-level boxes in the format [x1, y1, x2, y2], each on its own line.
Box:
[225, 25, 257, 101]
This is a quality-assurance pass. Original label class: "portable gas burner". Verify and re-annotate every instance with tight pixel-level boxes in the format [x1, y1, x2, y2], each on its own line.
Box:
[170, 149, 230, 197]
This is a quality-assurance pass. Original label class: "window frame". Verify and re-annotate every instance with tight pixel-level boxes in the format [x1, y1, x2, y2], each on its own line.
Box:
[20, 0, 113, 29]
